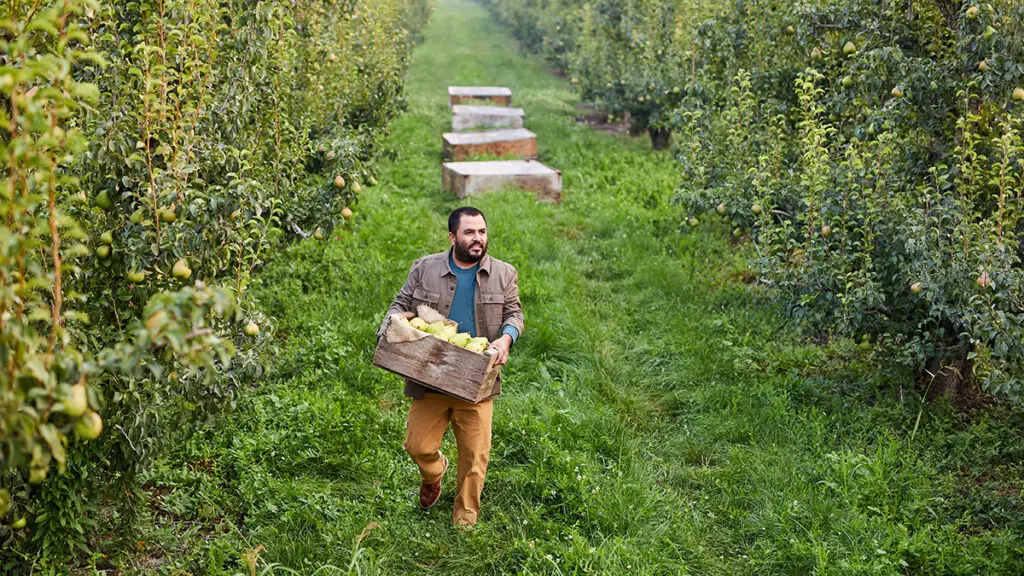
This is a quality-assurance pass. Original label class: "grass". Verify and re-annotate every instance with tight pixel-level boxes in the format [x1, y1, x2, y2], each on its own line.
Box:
[121, 0, 1023, 573]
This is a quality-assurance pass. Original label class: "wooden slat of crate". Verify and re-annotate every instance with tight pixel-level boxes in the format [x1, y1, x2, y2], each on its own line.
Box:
[442, 160, 562, 203]
[451, 105, 524, 131]
[448, 86, 512, 107]
[443, 128, 537, 161]
[373, 335, 499, 403]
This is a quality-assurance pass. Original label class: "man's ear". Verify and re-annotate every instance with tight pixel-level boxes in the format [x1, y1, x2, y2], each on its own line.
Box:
[449, 232, 456, 246]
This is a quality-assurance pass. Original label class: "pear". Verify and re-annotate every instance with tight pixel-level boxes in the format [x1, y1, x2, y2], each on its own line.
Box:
[425, 321, 445, 335]
[62, 383, 89, 418]
[75, 411, 103, 440]
[466, 342, 487, 353]
[95, 190, 112, 210]
[145, 309, 168, 331]
[172, 258, 192, 279]
[28, 467, 47, 484]
[432, 332, 450, 342]
[409, 317, 429, 331]
[843, 41, 856, 56]
[159, 207, 177, 223]
[244, 321, 260, 336]
[450, 333, 472, 347]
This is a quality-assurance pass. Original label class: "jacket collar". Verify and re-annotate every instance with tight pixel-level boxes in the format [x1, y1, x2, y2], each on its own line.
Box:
[443, 247, 491, 276]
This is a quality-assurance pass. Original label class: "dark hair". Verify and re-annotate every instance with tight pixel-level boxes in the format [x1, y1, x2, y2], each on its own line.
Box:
[448, 206, 487, 234]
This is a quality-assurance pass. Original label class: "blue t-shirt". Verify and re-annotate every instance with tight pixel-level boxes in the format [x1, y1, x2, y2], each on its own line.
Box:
[448, 252, 519, 344]
[449, 253, 479, 336]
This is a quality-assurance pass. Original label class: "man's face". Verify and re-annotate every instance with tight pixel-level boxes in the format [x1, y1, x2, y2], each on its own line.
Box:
[450, 214, 488, 263]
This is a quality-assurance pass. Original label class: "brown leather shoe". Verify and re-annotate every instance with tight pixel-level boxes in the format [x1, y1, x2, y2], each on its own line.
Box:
[419, 454, 449, 509]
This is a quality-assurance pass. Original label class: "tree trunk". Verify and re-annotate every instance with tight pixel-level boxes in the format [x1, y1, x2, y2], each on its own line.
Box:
[649, 127, 671, 150]
[919, 353, 970, 402]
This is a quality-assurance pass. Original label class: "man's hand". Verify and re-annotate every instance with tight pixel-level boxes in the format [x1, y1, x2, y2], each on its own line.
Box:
[488, 334, 513, 366]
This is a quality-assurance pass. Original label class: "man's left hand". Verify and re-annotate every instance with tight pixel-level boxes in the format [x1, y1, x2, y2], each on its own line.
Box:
[488, 334, 512, 366]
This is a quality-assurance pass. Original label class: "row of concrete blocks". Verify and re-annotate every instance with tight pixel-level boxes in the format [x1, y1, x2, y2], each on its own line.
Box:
[442, 86, 561, 204]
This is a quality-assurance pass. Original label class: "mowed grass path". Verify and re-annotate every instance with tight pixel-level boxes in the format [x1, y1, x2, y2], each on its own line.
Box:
[142, 0, 1023, 573]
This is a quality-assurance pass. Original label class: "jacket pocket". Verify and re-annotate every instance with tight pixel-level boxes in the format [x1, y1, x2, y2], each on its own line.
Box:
[480, 291, 504, 328]
[412, 288, 440, 312]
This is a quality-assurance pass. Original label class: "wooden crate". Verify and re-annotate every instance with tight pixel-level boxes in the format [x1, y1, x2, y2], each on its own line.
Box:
[448, 86, 512, 107]
[443, 128, 537, 161]
[451, 104, 524, 131]
[373, 314, 500, 403]
[442, 159, 562, 203]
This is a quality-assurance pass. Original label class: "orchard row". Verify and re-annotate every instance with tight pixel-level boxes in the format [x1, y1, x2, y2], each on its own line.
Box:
[0, 0, 433, 563]
[483, 0, 1024, 403]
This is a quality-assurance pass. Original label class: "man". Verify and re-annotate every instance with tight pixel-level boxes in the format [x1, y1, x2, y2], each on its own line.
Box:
[377, 206, 524, 526]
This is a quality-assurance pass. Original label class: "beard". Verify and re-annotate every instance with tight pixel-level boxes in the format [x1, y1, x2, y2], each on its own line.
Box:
[454, 238, 487, 263]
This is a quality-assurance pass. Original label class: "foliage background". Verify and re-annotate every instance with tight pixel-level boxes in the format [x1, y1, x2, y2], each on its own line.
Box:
[0, 0, 432, 568]
[481, 0, 1024, 403]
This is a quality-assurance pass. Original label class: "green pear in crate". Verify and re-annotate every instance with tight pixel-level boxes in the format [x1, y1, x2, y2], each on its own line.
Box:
[388, 307, 494, 354]
[466, 337, 489, 353]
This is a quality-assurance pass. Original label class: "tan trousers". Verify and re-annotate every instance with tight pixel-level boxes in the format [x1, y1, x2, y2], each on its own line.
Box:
[403, 392, 493, 525]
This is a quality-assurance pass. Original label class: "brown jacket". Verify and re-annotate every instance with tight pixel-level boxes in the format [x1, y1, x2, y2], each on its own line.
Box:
[377, 248, 525, 399]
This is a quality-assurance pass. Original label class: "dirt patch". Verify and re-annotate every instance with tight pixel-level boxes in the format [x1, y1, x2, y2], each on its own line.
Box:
[575, 103, 630, 135]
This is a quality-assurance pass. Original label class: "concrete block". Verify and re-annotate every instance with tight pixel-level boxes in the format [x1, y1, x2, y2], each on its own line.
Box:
[451, 105, 524, 131]
[442, 128, 537, 161]
[448, 86, 512, 106]
[442, 160, 561, 203]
